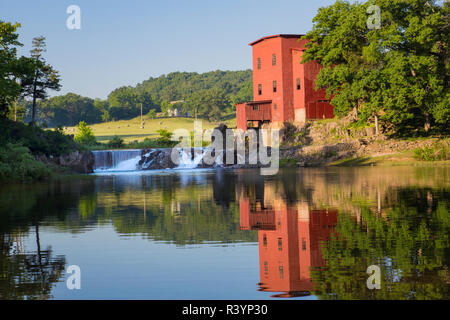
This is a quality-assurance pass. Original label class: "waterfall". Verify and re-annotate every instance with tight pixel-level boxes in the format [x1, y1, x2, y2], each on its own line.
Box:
[92, 149, 142, 172]
[92, 148, 219, 173]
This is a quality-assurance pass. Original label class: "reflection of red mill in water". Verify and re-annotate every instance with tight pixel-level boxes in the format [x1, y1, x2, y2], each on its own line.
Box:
[239, 193, 338, 298]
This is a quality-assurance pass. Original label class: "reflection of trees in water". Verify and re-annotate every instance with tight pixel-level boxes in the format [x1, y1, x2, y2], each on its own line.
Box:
[235, 169, 449, 299]
[0, 173, 257, 249]
[311, 188, 449, 300]
[212, 170, 236, 208]
[0, 229, 65, 300]
[111, 199, 257, 245]
[1, 168, 448, 299]
[0, 180, 93, 300]
[72, 172, 256, 245]
[0, 179, 97, 233]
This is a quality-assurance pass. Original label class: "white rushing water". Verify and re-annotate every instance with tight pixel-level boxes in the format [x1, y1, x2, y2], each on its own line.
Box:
[175, 148, 206, 170]
[110, 155, 142, 171]
[92, 149, 142, 172]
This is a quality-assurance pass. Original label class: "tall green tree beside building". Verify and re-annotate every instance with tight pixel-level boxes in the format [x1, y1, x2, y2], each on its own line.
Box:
[303, 0, 449, 135]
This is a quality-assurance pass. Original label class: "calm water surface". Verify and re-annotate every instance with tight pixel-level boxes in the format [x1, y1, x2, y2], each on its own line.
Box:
[0, 167, 448, 299]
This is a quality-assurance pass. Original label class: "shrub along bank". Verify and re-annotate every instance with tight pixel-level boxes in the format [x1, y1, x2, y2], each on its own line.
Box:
[0, 119, 80, 181]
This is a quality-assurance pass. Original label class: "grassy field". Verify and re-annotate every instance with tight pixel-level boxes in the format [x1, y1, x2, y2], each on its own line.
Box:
[63, 116, 236, 143]
[329, 150, 450, 167]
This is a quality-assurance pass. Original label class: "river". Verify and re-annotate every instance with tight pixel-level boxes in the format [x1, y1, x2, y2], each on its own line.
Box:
[0, 164, 448, 299]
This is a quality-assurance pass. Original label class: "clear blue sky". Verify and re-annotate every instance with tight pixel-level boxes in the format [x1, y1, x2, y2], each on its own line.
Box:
[1, 0, 337, 99]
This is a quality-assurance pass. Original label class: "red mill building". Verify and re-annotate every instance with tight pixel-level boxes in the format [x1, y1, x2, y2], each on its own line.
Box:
[240, 200, 338, 297]
[236, 34, 334, 131]
[237, 178, 338, 297]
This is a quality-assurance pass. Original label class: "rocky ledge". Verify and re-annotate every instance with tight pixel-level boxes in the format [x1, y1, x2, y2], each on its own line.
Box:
[137, 147, 274, 170]
[138, 149, 178, 170]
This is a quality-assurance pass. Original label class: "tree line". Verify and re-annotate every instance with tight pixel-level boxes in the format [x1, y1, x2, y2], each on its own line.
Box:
[19, 70, 253, 127]
[105, 70, 253, 123]
[13, 69, 253, 127]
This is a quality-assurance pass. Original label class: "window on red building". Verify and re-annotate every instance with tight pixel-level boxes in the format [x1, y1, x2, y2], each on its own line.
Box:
[264, 261, 268, 274]
[252, 105, 259, 111]
[272, 54, 276, 66]
[263, 234, 267, 246]
[273, 80, 277, 93]
[258, 84, 262, 95]
[273, 103, 277, 110]
[296, 78, 301, 90]
[302, 237, 306, 251]
[257, 58, 261, 70]
[279, 266, 284, 279]
[278, 238, 282, 251]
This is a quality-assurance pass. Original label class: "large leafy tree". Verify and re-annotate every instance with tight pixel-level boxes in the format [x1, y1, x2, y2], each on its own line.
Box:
[39, 93, 103, 126]
[0, 22, 33, 117]
[185, 88, 230, 121]
[7, 56, 35, 121]
[302, 0, 449, 135]
[108, 87, 157, 120]
[93, 98, 110, 122]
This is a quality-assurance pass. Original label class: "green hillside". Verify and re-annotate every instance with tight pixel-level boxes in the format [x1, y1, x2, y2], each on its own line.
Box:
[33, 70, 252, 127]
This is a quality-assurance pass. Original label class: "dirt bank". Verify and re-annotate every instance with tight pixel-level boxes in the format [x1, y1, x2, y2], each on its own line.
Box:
[279, 120, 449, 167]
